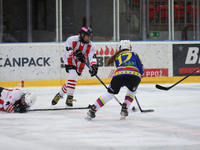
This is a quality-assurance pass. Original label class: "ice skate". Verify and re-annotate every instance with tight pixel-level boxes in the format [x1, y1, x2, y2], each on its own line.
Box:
[66, 95, 77, 107]
[120, 115, 126, 120]
[120, 103, 128, 120]
[51, 93, 63, 105]
[85, 105, 96, 120]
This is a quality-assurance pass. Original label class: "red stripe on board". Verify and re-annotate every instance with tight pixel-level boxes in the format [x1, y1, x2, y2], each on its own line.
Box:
[22, 81, 24, 87]
[144, 68, 168, 77]
[108, 69, 115, 78]
[179, 68, 200, 74]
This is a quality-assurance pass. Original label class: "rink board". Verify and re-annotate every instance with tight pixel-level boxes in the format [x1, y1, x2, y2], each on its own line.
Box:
[0, 41, 200, 87]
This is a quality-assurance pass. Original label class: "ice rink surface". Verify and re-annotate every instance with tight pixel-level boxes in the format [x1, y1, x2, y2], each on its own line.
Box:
[0, 83, 200, 150]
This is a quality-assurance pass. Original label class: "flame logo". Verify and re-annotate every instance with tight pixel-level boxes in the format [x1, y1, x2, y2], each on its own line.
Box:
[105, 46, 109, 55]
[96, 46, 118, 56]
[110, 48, 115, 55]
[99, 48, 104, 55]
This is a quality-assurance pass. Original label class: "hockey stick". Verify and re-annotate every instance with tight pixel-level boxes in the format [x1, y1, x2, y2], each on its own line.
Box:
[155, 68, 200, 91]
[28, 105, 91, 111]
[85, 63, 123, 105]
[85, 63, 153, 113]
[135, 96, 154, 112]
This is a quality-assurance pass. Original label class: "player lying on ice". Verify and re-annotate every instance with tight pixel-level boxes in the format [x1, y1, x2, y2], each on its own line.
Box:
[0, 87, 36, 113]
[51, 27, 98, 107]
[86, 40, 144, 120]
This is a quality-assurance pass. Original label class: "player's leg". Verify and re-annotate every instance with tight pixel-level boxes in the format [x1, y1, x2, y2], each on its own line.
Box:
[51, 69, 78, 106]
[121, 75, 140, 115]
[87, 76, 122, 119]
[87, 91, 115, 118]
[64, 69, 78, 106]
[124, 89, 137, 108]
[120, 89, 137, 117]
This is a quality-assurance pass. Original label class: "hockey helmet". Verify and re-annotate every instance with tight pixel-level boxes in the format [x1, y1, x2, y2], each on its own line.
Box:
[79, 27, 93, 43]
[119, 40, 132, 50]
[23, 92, 36, 107]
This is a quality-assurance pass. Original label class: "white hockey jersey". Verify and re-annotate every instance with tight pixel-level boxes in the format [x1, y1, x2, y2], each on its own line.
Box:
[0, 88, 24, 113]
[63, 35, 97, 74]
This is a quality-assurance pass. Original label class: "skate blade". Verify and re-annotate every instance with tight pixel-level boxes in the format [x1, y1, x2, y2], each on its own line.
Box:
[85, 115, 92, 121]
[120, 115, 126, 120]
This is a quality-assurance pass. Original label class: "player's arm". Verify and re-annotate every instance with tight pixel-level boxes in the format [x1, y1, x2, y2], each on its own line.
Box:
[65, 38, 75, 58]
[3, 96, 15, 113]
[135, 52, 144, 77]
[13, 102, 27, 113]
[88, 45, 98, 76]
[4, 90, 27, 113]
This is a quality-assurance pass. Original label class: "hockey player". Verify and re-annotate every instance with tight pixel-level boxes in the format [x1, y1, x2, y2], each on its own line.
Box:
[86, 40, 144, 120]
[0, 87, 36, 113]
[51, 27, 98, 107]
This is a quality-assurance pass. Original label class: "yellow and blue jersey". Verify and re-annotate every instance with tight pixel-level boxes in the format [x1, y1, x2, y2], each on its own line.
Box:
[113, 51, 144, 79]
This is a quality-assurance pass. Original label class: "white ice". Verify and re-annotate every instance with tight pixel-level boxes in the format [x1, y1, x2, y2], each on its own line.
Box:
[0, 83, 200, 150]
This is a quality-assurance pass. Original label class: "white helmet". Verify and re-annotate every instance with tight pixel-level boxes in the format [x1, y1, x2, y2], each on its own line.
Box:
[119, 40, 131, 50]
[24, 92, 36, 107]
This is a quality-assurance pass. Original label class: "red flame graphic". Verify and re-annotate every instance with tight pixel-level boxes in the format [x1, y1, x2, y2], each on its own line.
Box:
[105, 46, 109, 55]
[96, 46, 118, 56]
[100, 48, 104, 55]
[110, 48, 114, 55]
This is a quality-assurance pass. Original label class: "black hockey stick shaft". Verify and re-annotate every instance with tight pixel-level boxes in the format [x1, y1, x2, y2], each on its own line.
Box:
[135, 96, 154, 113]
[156, 68, 200, 91]
[29, 105, 91, 111]
[85, 63, 122, 105]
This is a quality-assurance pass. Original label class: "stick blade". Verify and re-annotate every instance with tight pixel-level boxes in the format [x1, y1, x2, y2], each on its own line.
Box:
[155, 84, 169, 91]
[142, 109, 154, 113]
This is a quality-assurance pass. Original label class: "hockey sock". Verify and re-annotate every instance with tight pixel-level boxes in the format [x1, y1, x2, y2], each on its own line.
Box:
[59, 83, 67, 96]
[94, 92, 114, 111]
[66, 79, 77, 96]
[124, 89, 137, 108]
[59, 69, 78, 97]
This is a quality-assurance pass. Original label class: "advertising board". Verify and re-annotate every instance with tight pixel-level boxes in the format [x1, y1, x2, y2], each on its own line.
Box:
[173, 44, 200, 76]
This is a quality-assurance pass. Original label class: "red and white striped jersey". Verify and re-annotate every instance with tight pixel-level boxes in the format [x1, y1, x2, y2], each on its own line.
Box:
[63, 35, 97, 74]
[0, 88, 24, 113]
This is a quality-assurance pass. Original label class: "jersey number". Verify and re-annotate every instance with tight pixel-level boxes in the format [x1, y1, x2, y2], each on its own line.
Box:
[118, 52, 132, 66]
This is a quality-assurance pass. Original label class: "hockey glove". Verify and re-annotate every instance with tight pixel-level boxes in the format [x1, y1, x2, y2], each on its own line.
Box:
[14, 103, 27, 113]
[74, 49, 85, 63]
[89, 64, 98, 77]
